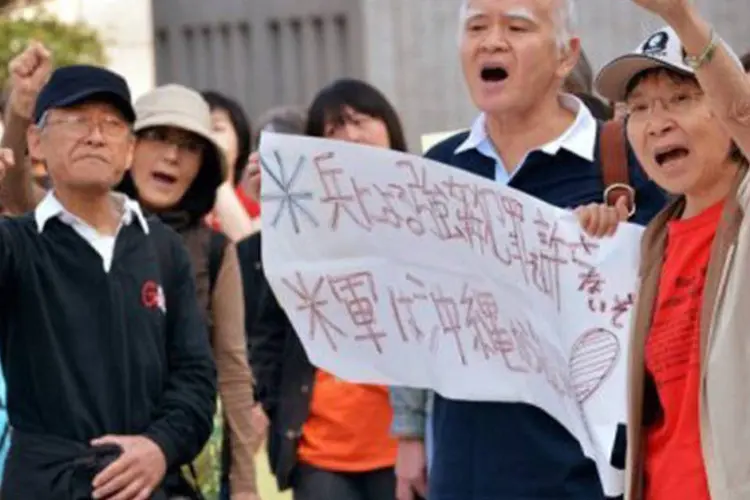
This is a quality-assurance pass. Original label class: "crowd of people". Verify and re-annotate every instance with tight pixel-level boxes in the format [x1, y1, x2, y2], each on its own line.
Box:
[0, 0, 747, 499]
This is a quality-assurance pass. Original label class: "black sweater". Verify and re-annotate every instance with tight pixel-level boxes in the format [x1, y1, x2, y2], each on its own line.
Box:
[0, 214, 216, 472]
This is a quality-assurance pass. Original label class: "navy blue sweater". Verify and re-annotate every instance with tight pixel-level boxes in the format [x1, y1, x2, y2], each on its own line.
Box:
[0, 214, 216, 495]
[425, 129, 665, 500]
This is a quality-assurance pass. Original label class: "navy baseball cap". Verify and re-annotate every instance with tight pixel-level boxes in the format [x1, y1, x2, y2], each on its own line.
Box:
[33, 65, 135, 124]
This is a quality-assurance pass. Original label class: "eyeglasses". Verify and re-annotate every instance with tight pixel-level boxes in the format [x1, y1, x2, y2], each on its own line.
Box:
[139, 128, 205, 154]
[626, 91, 705, 122]
[43, 115, 131, 139]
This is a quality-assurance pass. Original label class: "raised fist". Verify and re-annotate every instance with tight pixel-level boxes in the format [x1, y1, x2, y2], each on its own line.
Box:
[8, 41, 52, 120]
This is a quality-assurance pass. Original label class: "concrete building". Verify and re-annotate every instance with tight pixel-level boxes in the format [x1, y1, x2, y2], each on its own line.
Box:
[4, 0, 750, 150]
[150, 0, 750, 150]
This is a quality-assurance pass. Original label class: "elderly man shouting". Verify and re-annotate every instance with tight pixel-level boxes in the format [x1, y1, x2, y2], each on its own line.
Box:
[389, 1, 666, 499]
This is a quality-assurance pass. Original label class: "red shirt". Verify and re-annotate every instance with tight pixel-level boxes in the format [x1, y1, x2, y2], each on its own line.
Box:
[235, 186, 260, 218]
[643, 201, 723, 500]
[206, 185, 260, 231]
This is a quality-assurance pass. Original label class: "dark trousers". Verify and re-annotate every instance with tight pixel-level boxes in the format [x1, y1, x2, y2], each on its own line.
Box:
[293, 464, 396, 500]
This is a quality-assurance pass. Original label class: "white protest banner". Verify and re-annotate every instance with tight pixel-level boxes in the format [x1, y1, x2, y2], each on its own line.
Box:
[259, 132, 643, 496]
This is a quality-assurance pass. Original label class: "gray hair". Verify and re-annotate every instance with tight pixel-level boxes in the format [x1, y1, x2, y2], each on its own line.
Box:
[458, 0, 577, 49]
[252, 105, 307, 149]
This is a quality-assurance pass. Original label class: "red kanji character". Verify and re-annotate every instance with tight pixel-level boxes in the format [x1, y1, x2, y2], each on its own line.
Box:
[389, 274, 429, 344]
[445, 178, 495, 253]
[501, 196, 530, 281]
[431, 286, 466, 365]
[314, 152, 372, 231]
[397, 161, 451, 238]
[282, 272, 347, 352]
[460, 286, 499, 360]
[528, 212, 569, 310]
[509, 319, 568, 396]
[388, 183, 426, 236]
[328, 272, 386, 354]
[510, 319, 546, 373]
[491, 325, 529, 373]
[533, 209, 552, 246]
[371, 184, 405, 229]
[476, 189, 511, 265]
[392, 161, 427, 236]
[610, 293, 635, 328]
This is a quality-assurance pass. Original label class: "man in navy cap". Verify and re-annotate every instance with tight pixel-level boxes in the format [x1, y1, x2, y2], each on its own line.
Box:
[0, 63, 217, 499]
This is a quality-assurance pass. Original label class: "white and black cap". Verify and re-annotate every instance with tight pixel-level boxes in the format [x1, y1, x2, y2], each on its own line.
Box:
[595, 26, 740, 103]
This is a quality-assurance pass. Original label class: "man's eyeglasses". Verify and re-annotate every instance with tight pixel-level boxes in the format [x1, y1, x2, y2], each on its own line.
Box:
[42, 114, 131, 139]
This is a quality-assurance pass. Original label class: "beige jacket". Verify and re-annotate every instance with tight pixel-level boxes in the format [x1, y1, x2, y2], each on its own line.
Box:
[626, 168, 750, 500]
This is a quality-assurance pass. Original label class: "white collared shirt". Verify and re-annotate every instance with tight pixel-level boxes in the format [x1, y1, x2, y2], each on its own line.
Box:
[35, 192, 150, 272]
[454, 94, 598, 185]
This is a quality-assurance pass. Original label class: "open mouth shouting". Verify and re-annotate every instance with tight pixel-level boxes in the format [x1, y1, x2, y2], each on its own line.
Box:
[481, 65, 509, 82]
[654, 144, 690, 170]
[151, 170, 179, 189]
[480, 63, 509, 88]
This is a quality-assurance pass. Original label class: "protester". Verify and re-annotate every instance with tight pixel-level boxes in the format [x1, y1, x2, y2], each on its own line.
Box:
[204, 91, 253, 186]
[0, 65, 217, 499]
[237, 105, 308, 345]
[250, 78, 403, 500]
[579, 0, 750, 499]
[252, 105, 308, 148]
[223, 104, 308, 500]
[203, 90, 259, 242]
[390, 1, 666, 499]
[0, 52, 260, 497]
[119, 84, 262, 500]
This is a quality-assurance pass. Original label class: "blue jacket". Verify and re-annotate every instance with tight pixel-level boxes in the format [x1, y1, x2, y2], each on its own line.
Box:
[423, 127, 666, 500]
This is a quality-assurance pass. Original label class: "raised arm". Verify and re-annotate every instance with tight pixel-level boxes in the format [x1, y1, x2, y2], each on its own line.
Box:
[634, 0, 750, 159]
[212, 181, 259, 242]
[1, 42, 52, 213]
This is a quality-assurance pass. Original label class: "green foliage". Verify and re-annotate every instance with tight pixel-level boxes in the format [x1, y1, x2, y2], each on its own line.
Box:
[0, 6, 107, 87]
[183, 400, 224, 500]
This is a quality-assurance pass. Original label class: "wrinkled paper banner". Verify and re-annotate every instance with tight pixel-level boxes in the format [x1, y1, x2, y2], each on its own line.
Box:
[259, 132, 644, 496]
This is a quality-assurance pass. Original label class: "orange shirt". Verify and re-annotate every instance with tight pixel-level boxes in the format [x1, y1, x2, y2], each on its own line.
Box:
[643, 201, 723, 500]
[298, 369, 398, 472]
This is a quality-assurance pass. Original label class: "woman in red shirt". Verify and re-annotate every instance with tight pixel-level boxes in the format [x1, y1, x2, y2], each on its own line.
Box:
[578, 1, 750, 498]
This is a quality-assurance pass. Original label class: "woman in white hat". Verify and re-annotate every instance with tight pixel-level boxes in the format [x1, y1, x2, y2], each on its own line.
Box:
[578, 1, 750, 499]
[118, 84, 261, 500]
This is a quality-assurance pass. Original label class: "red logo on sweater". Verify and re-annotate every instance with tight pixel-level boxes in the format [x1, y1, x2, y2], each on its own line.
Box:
[141, 280, 166, 313]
